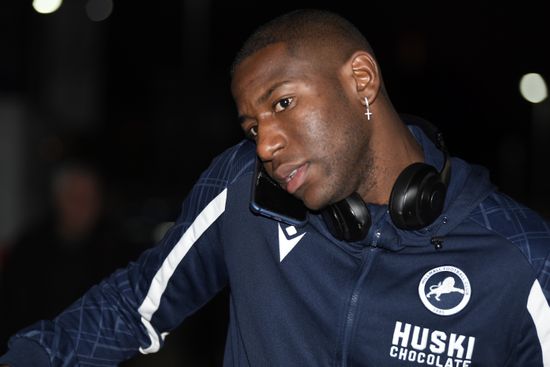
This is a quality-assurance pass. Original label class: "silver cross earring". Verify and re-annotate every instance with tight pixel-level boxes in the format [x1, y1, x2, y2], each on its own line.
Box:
[364, 96, 372, 120]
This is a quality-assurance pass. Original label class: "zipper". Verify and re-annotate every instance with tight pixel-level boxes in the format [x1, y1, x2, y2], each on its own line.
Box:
[338, 228, 382, 367]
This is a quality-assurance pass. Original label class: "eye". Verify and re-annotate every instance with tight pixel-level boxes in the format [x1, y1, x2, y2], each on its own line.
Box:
[274, 97, 293, 112]
[246, 125, 258, 140]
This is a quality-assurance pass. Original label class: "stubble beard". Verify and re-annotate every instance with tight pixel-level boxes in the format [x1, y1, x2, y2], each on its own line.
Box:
[322, 125, 376, 209]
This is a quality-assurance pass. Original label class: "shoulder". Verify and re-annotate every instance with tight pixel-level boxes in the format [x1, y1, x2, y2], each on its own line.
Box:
[469, 191, 550, 291]
[470, 192, 550, 256]
[174, 140, 256, 224]
[197, 139, 256, 187]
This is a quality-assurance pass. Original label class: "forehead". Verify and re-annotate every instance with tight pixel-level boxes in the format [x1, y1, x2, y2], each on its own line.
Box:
[231, 43, 317, 102]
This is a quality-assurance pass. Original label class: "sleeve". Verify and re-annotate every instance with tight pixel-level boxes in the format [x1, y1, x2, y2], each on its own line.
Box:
[537, 252, 550, 302]
[0, 140, 255, 366]
[473, 192, 550, 300]
[471, 192, 550, 365]
[514, 279, 550, 366]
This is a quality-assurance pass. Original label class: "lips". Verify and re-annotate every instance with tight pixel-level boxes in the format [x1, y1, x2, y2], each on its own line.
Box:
[286, 168, 298, 182]
[274, 163, 308, 194]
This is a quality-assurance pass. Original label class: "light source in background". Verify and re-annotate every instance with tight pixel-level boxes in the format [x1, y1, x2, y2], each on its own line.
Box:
[85, 0, 113, 22]
[519, 73, 548, 103]
[522, 72, 550, 214]
[32, 0, 63, 14]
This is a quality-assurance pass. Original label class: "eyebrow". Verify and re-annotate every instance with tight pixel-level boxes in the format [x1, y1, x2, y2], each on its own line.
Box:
[238, 80, 292, 125]
[237, 115, 248, 125]
[256, 80, 291, 106]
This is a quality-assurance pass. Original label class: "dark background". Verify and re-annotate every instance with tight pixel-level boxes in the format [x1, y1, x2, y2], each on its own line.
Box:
[0, 0, 549, 365]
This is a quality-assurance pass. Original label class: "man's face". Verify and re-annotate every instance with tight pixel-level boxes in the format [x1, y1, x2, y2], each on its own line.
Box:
[231, 43, 373, 210]
[55, 172, 101, 236]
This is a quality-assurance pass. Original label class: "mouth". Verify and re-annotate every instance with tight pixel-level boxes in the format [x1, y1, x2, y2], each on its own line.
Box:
[285, 168, 299, 183]
[277, 163, 308, 194]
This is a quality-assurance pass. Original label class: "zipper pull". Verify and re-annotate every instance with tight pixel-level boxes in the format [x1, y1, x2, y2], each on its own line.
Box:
[371, 229, 381, 247]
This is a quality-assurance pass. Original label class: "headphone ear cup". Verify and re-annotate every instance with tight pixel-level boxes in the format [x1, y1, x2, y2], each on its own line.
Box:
[389, 163, 447, 230]
[322, 204, 347, 240]
[321, 193, 371, 241]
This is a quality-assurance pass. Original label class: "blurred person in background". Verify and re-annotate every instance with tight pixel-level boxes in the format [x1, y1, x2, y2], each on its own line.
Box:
[0, 160, 137, 349]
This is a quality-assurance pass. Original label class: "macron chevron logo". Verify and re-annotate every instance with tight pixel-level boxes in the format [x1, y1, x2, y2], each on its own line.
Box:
[278, 223, 306, 262]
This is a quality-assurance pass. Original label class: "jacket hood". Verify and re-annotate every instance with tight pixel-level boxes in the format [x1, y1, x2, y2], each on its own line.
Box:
[383, 123, 496, 249]
[308, 121, 496, 252]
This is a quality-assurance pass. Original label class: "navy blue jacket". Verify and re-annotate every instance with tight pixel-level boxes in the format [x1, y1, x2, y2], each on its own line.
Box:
[2, 126, 550, 366]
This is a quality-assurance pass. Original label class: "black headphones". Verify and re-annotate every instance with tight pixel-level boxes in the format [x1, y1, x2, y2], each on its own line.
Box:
[321, 116, 451, 242]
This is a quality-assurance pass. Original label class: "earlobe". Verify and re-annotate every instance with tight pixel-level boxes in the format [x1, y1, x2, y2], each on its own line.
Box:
[350, 52, 381, 104]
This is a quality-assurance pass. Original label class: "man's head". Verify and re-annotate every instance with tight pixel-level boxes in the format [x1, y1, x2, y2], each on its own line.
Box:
[231, 9, 374, 76]
[231, 9, 387, 211]
[51, 162, 103, 241]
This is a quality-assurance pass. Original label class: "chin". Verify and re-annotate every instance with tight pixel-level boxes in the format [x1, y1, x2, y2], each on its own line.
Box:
[300, 190, 331, 212]
[303, 201, 324, 211]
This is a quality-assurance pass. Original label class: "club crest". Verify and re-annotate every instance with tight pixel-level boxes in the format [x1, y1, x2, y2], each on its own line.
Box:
[418, 266, 471, 316]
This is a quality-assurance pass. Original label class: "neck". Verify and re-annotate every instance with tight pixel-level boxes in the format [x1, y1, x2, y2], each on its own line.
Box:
[358, 98, 424, 205]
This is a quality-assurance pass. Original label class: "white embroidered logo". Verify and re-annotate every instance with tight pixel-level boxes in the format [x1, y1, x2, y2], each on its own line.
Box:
[390, 321, 476, 365]
[426, 277, 464, 301]
[419, 266, 471, 316]
[278, 224, 306, 262]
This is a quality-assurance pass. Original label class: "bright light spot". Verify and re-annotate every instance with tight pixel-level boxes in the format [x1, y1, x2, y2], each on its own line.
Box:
[32, 0, 63, 14]
[519, 73, 548, 103]
[86, 0, 113, 22]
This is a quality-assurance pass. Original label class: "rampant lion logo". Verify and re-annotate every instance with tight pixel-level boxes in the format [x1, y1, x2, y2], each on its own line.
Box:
[419, 266, 471, 316]
[426, 276, 465, 301]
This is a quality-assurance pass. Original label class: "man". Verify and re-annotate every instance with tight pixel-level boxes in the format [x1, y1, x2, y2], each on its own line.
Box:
[1, 162, 139, 349]
[1, 9, 549, 366]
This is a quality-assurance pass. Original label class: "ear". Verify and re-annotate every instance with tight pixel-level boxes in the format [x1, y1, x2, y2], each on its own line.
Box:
[349, 51, 381, 105]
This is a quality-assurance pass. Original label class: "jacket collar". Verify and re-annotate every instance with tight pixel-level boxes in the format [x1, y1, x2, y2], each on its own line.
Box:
[309, 122, 495, 252]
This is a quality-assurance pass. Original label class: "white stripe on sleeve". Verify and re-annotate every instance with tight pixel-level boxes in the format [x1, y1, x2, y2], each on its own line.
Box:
[527, 279, 550, 366]
[138, 188, 227, 354]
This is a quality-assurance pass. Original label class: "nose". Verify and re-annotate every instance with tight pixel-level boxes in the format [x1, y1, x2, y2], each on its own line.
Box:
[256, 118, 287, 162]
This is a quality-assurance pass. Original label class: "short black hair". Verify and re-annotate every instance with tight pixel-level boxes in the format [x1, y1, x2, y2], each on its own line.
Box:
[231, 9, 373, 75]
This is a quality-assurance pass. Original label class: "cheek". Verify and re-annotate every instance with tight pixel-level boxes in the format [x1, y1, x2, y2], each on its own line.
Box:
[306, 108, 360, 160]
[295, 107, 336, 147]
[290, 98, 367, 207]
[313, 118, 368, 198]
[296, 104, 359, 170]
